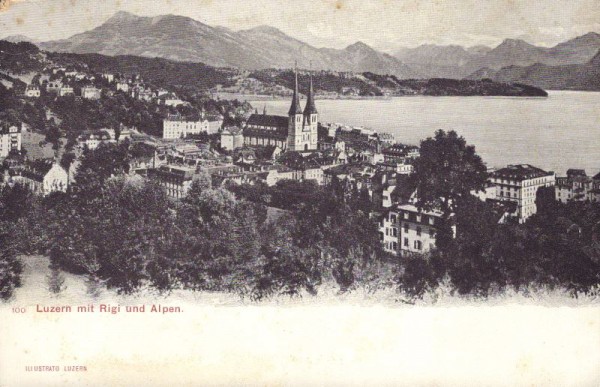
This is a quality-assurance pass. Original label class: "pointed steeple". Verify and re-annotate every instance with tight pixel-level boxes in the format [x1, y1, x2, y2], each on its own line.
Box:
[303, 69, 317, 115]
[288, 62, 302, 115]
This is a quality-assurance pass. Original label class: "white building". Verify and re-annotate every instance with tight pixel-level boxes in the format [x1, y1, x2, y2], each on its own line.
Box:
[58, 87, 74, 97]
[81, 86, 101, 100]
[488, 164, 555, 223]
[555, 169, 595, 203]
[77, 130, 113, 150]
[162, 115, 209, 139]
[25, 85, 40, 98]
[380, 209, 399, 254]
[116, 82, 130, 92]
[303, 166, 324, 185]
[0, 124, 22, 158]
[20, 163, 69, 196]
[220, 127, 244, 151]
[207, 119, 224, 135]
[380, 204, 455, 256]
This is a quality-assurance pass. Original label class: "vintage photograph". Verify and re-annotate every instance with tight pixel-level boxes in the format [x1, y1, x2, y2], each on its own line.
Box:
[0, 0, 599, 385]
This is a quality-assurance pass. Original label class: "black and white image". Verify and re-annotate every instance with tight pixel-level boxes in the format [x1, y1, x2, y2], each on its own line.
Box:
[0, 1, 599, 385]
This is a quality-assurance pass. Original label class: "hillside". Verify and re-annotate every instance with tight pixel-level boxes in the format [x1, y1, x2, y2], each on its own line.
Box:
[0, 40, 548, 98]
[249, 69, 547, 97]
[467, 49, 600, 91]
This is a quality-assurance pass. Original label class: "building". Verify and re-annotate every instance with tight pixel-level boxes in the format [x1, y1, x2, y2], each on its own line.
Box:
[380, 204, 455, 256]
[77, 130, 113, 150]
[162, 115, 209, 139]
[46, 81, 62, 94]
[58, 87, 74, 97]
[116, 82, 130, 92]
[382, 144, 420, 163]
[20, 162, 69, 196]
[488, 164, 555, 223]
[102, 73, 114, 83]
[159, 93, 186, 107]
[81, 86, 101, 99]
[265, 165, 303, 186]
[378, 132, 395, 147]
[25, 85, 40, 98]
[220, 127, 244, 151]
[207, 119, 224, 135]
[555, 169, 594, 203]
[147, 165, 197, 199]
[243, 68, 318, 152]
[0, 124, 22, 158]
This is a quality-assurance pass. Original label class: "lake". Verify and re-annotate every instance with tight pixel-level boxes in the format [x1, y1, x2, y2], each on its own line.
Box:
[248, 91, 600, 176]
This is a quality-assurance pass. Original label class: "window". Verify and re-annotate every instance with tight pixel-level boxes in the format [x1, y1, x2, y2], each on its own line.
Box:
[403, 212, 408, 219]
[404, 238, 409, 247]
[404, 223, 409, 233]
[416, 227, 421, 236]
[429, 217, 434, 225]
[414, 240, 422, 250]
[416, 214, 421, 222]
[392, 242, 398, 251]
[390, 214, 397, 224]
[392, 228, 397, 237]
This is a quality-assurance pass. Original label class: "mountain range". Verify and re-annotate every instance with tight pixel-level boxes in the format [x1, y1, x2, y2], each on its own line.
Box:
[29, 11, 418, 78]
[4, 11, 600, 89]
[394, 32, 600, 78]
[467, 50, 600, 91]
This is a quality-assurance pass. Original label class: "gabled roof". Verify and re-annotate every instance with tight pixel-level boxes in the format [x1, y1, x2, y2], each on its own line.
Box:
[246, 114, 289, 129]
[566, 168, 587, 178]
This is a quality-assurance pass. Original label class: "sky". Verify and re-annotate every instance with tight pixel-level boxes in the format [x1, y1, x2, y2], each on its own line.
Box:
[1, 0, 599, 51]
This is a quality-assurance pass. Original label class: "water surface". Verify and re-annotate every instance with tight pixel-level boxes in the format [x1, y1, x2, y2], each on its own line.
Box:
[249, 91, 600, 175]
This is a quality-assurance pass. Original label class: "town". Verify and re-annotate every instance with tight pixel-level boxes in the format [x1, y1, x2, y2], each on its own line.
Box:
[0, 41, 599, 301]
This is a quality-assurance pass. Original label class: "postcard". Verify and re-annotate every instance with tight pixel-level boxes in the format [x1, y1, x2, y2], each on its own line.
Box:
[1, 0, 599, 385]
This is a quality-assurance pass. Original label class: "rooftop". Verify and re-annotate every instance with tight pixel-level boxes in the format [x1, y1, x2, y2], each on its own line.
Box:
[397, 203, 445, 217]
[491, 164, 553, 181]
[246, 114, 289, 129]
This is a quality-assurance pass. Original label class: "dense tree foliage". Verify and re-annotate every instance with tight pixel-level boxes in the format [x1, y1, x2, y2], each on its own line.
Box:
[1, 138, 598, 301]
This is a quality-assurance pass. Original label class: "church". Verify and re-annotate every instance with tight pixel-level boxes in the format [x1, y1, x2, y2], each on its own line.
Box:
[243, 69, 318, 152]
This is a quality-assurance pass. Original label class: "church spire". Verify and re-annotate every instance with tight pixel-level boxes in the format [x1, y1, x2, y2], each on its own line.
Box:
[304, 67, 317, 115]
[288, 62, 302, 115]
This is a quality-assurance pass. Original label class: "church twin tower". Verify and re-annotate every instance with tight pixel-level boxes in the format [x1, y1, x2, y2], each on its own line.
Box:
[287, 68, 318, 151]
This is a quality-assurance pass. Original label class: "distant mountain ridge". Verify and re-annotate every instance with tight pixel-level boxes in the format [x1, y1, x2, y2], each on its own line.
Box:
[394, 32, 600, 78]
[37, 11, 418, 78]
[2, 35, 40, 44]
[467, 49, 600, 91]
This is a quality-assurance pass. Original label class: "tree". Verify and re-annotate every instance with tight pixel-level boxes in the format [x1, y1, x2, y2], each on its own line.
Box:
[175, 186, 263, 294]
[0, 183, 36, 223]
[412, 130, 488, 253]
[413, 130, 487, 218]
[0, 222, 23, 301]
